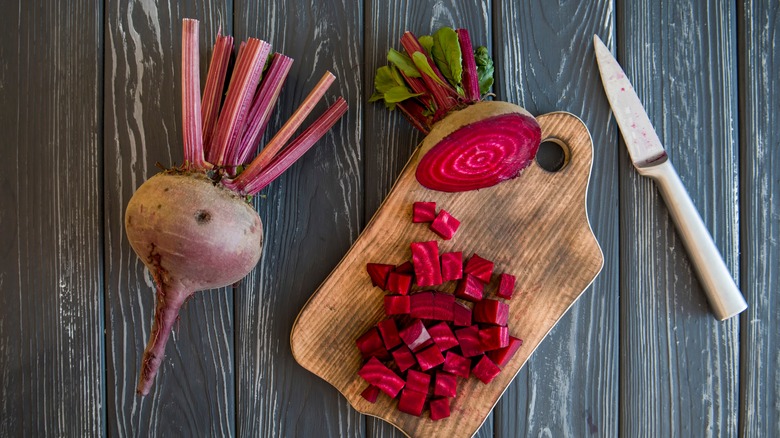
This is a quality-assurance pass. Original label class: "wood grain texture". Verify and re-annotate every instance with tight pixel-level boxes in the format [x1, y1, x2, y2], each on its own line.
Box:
[363, 1, 492, 435]
[0, 1, 105, 435]
[292, 107, 603, 438]
[232, 1, 364, 436]
[618, 1, 740, 436]
[491, 1, 620, 436]
[103, 1, 236, 435]
[738, 1, 780, 436]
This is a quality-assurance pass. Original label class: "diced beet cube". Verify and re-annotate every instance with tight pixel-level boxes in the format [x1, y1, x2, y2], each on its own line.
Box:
[397, 388, 426, 416]
[443, 351, 471, 378]
[356, 327, 389, 360]
[429, 397, 451, 421]
[412, 201, 437, 223]
[454, 274, 484, 302]
[376, 318, 402, 350]
[473, 299, 510, 326]
[496, 273, 516, 299]
[405, 369, 431, 393]
[386, 272, 412, 295]
[479, 326, 509, 351]
[399, 319, 432, 352]
[366, 263, 394, 289]
[434, 371, 458, 397]
[440, 251, 463, 282]
[361, 384, 380, 403]
[391, 345, 417, 372]
[430, 209, 460, 240]
[394, 261, 415, 274]
[384, 295, 410, 315]
[487, 336, 524, 367]
[416, 344, 445, 371]
[452, 301, 472, 326]
[411, 241, 443, 287]
[472, 355, 501, 384]
[409, 291, 434, 319]
[432, 292, 455, 320]
[358, 357, 405, 398]
[428, 322, 459, 351]
[454, 325, 483, 357]
[464, 253, 494, 283]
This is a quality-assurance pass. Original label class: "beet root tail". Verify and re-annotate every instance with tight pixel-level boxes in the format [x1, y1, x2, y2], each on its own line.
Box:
[136, 283, 188, 396]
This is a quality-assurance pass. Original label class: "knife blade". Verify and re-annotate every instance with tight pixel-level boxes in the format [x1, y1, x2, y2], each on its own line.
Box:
[593, 34, 747, 320]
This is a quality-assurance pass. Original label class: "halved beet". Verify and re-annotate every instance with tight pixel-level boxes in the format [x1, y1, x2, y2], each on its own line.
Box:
[411, 241, 443, 286]
[442, 351, 470, 378]
[361, 384, 380, 403]
[428, 321, 459, 351]
[416, 344, 445, 371]
[452, 301, 472, 326]
[496, 273, 516, 299]
[399, 319, 432, 352]
[454, 325, 483, 357]
[366, 263, 394, 289]
[386, 271, 412, 295]
[377, 318, 402, 350]
[391, 345, 417, 372]
[356, 327, 389, 360]
[440, 251, 463, 282]
[430, 209, 460, 240]
[397, 388, 426, 416]
[473, 299, 509, 326]
[415, 113, 541, 192]
[464, 253, 494, 283]
[434, 371, 458, 397]
[412, 201, 437, 223]
[358, 357, 405, 398]
[471, 355, 501, 384]
[429, 397, 451, 421]
[405, 369, 431, 393]
[479, 326, 509, 351]
[486, 336, 523, 367]
[454, 274, 484, 302]
[384, 295, 410, 315]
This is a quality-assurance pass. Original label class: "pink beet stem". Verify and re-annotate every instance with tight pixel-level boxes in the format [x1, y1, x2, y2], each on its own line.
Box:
[230, 53, 294, 166]
[209, 38, 271, 166]
[201, 32, 234, 154]
[241, 72, 336, 174]
[136, 282, 189, 396]
[456, 28, 480, 102]
[181, 19, 207, 169]
[400, 32, 459, 113]
[227, 96, 348, 194]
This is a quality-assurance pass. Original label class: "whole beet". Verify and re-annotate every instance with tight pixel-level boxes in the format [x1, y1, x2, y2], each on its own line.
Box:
[125, 172, 263, 395]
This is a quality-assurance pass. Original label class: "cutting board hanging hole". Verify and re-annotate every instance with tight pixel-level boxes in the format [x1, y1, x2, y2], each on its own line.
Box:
[536, 138, 570, 172]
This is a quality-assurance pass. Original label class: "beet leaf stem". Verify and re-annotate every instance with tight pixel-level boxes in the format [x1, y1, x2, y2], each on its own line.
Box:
[181, 19, 207, 170]
[201, 32, 234, 155]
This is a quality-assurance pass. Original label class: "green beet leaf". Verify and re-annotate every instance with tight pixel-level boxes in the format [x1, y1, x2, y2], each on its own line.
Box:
[430, 27, 463, 91]
[474, 46, 494, 95]
[388, 48, 421, 78]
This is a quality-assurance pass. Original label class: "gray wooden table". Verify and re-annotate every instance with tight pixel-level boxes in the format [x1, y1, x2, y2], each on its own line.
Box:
[1, 0, 777, 436]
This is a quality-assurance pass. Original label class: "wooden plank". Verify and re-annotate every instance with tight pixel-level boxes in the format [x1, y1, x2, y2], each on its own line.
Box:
[617, 1, 740, 436]
[492, 1, 619, 436]
[363, 1, 492, 435]
[0, 1, 104, 435]
[231, 2, 364, 436]
[738, 1, 780, 436]
[103, 2, 236, 435]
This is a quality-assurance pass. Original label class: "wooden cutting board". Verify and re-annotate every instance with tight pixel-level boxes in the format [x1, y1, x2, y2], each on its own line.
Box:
[291, 105, 603, 438]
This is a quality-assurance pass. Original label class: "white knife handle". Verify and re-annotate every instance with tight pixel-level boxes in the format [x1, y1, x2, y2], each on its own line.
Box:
[638, 160, 747, 320]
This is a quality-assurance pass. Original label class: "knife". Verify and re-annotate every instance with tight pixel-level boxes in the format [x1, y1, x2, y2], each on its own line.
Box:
[593, 35, 747, 321]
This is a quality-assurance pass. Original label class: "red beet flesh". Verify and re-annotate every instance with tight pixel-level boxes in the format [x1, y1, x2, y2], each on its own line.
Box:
[454, 274, 485, 302]
[479, 326, 510, 351]
[405, 369, 431, 393]
[497, 273, 516, 299]
[440, 251, 463, 281]
[358, 357, 405, 398]
[411, 241, 443, 286]
[464, 253, 494, 283]
[429, 397, 451, 421]
[443, 351, 471, 378]
[376, 318, 402, 350]
[361, 384, 380, 403]
[397, 388, 426, 416]
[430, 209, 460, 240]
[356, 327, 389, 360]
[415, 113, 541, 192]
[384, 295, 411, 315]
[472, 355, 501, 384]
[487, 336, 524, 367]
[366, 263, 394, 289]
[391, 345, 418, 372]
[416, 344, 446, 371]
[452, 301, 473, 326]
[428, 321, 459, 351]
[412, 201, 437, 223]
[434, 371, 458, 397]
[454, 325, 483, 357]
[473, 299, 510, 326]
[399, 319, 432, 352]
[386, 271, 412, 295]
[410, 291, 454, 321]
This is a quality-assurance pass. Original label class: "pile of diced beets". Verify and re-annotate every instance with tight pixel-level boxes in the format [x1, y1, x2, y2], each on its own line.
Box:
[357, 202, 523, 421]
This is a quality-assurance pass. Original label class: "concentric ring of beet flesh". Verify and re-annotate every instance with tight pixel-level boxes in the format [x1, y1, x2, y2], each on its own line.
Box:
[415, 113, 541, 192]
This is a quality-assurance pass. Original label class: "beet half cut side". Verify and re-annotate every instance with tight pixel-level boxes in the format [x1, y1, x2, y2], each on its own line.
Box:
[416, 113, 541, 192]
